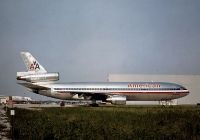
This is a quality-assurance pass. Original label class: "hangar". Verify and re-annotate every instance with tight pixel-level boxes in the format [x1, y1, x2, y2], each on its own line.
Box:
[108, 74, 200, 105]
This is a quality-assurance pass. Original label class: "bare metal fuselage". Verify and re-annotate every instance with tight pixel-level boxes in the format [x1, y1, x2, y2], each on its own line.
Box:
[34, 82, 189, 101]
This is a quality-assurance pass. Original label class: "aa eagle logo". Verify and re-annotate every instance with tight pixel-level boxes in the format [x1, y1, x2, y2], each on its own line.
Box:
[29, 61, 40, 70]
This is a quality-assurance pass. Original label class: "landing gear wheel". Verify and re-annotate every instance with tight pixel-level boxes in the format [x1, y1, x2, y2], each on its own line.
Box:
[60, 101, 65, 107]
[89, 100, 99, 107]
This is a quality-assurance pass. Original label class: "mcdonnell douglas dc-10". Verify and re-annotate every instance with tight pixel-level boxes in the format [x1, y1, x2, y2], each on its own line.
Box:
[17, 52, 189, 105]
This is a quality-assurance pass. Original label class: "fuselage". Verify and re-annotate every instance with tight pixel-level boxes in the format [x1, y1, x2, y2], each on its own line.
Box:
[40, 82, 189, 101]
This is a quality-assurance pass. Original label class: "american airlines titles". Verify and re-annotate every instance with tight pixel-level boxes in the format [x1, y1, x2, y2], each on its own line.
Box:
[128, 83, 160, 88]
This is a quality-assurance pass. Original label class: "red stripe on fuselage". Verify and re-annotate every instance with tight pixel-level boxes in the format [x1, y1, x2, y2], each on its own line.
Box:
[57, 90, 189, 95]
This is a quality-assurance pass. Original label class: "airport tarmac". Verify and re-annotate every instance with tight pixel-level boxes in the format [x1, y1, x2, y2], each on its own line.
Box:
[7, 103, 79, 110]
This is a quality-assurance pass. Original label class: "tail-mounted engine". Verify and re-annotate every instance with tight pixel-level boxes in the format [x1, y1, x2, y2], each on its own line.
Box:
[17, 72, 59, 83]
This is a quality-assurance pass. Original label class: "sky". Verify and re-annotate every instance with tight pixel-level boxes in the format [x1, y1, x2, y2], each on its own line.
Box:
[0, 0, 200, 101]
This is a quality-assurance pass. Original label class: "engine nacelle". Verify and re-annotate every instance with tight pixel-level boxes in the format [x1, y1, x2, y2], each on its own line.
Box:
[17, 72, 59, 83]
[106, 95, 126, 105]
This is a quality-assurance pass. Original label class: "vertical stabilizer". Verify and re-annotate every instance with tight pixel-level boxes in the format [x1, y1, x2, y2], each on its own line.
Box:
[20, 52, 47, 73]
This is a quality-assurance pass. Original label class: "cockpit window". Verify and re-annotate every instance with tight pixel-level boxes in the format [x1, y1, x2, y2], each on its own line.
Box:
[180, 86, 187, 90]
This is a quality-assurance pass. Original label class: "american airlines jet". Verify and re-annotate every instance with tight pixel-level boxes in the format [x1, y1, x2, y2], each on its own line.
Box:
[17, 52, 189, 105]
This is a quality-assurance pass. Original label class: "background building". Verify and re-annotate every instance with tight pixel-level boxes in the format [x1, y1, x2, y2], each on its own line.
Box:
[0, 96, 8, 104]
[108, 74, 200, 105]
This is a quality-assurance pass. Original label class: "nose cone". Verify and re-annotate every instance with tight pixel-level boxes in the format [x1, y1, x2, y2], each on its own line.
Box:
[181, 88, 190, 97]
[186, 89, 190, 95]
[180, 86, 189, 94]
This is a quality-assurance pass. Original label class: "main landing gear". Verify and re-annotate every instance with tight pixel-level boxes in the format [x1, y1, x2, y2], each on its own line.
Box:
[89, 100, 99, 107]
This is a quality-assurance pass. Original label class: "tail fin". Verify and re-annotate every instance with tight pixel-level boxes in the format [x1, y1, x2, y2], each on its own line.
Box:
[20, 52, 47, 73]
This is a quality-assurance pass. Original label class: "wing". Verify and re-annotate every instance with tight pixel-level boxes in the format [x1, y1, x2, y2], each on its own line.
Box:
[67, 90, 108, 101]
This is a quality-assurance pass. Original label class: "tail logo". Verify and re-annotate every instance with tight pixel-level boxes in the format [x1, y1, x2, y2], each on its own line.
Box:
[29, 61, 40, 70]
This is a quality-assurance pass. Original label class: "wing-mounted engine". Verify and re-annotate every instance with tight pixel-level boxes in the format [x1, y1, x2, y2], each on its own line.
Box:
[106, 95, 126, 105]
[17, 72, 59, 83]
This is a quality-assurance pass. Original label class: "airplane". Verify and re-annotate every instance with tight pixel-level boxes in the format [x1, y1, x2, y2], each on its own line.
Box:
[16, 52, 189, 105]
